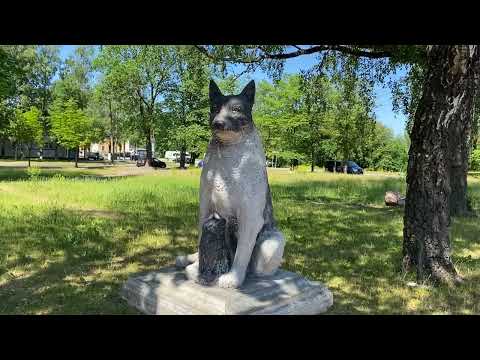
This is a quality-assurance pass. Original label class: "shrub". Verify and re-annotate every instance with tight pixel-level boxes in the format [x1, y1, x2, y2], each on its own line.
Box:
[26, 165, 41, 180]
[470, 149, 480, 171]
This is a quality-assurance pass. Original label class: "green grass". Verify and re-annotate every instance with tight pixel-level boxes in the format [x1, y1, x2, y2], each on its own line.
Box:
[0, 164, 479, 314]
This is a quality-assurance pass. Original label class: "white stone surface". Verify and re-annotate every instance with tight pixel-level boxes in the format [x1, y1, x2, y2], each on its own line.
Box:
[121, 267, 333, 315]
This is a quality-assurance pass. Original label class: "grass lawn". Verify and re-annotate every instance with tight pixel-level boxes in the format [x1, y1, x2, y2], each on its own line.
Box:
[0, 163, 479, 314]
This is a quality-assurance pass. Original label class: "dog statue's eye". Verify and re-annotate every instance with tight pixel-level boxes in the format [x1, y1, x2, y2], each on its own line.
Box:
[232, 105, 241, 112]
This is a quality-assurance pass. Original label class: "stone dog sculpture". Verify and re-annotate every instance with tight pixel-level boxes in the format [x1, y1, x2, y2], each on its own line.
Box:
[176, 80, 285, 288]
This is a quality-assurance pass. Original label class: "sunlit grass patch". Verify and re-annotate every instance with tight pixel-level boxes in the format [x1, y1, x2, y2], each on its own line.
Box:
[0, 167, 478, 314]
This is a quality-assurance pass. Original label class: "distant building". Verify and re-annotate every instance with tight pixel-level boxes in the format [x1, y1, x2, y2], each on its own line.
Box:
[0, 137, 137, 160]
[0, 136, 74, 159]
[81, 140, 136, 159]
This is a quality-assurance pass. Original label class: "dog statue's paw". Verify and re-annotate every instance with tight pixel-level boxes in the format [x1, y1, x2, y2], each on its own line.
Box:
[176, 255, 189, 269]
[185, 262, 199, 281]
[217, 271, 244, 289]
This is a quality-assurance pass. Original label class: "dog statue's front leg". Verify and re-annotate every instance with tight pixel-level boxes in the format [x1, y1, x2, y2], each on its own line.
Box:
[218, 211, 263, 289]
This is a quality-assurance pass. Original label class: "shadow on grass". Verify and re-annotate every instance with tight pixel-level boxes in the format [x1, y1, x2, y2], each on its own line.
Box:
[0, 195, 199, 314]
[0, 175, 478, 314]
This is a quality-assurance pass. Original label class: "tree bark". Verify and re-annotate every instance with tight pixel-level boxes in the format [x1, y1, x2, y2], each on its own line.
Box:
[190, 152, 197, 165]
[179, 146, 187, 169]
[27, 144, 31, 167]
[403, 45, 480, 285]
[145, 133, 153, 167]
[449, 140, 471, 217]
[311, 149, 315, 172]
[75, 147, 79, 168]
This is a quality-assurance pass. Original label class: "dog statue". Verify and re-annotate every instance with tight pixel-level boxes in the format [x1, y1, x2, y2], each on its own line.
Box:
[176, 80, 285, 289]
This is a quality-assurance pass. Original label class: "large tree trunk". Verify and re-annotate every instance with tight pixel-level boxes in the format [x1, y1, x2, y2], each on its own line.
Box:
[449, 139, 471, 217]
[403, 45, 480, 285]
[179, 146, 187, 169]
[145, 132, 153, 167]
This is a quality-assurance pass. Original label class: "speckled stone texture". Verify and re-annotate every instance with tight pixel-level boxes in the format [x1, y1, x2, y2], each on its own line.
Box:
[120, 267, 333, 315]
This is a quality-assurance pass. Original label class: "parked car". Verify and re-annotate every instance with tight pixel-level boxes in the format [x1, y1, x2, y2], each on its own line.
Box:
[325, 160, 343, 172]
[131, 149, 147, 161]
[136, 157, 166, 168]
[325, 160, 363, 174]
[87, 152, 104, 161]
[165, 150, 191, 163]
[346, 161, 363, 174]
[165, 151, 180, 162]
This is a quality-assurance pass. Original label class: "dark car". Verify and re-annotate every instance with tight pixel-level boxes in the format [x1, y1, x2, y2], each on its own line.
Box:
[151, 158, 166, 168]
[136, 157, 166, 168]
[87, 152, 104, 161]
[325, 160, 363, 174]
[325, 160, 343, 172]
[345, 161, 363, 174]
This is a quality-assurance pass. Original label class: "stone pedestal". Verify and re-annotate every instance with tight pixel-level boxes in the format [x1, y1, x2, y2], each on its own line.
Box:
[120, 267, 333, 315]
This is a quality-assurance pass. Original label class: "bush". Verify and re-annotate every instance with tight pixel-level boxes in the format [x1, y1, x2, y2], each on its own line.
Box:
[470, 149, 480, 171]
[26, 165, 41, 180]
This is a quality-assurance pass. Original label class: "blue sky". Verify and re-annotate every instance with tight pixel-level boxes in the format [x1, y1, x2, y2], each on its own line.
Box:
[59, 45, 407, 136]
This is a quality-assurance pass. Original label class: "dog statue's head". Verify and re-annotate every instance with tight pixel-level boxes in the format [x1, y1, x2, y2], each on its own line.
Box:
[209, 80, 255, 144]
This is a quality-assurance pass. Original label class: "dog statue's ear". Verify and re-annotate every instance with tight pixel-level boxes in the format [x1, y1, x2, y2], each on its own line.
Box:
[209, 80, 223, 104]
[240, 80, 255, 105]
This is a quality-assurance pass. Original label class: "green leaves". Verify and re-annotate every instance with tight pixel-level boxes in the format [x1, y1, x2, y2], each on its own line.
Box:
[49, 99, 95, 150]
[9, 106, 43, 148]
[470, 149, 480, 171]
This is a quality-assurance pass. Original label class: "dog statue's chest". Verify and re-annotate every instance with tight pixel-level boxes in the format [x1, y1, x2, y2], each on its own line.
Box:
[201, 135, 266, 216]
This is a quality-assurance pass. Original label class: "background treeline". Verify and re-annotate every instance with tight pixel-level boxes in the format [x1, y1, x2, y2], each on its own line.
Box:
[0, 45, 476, 172]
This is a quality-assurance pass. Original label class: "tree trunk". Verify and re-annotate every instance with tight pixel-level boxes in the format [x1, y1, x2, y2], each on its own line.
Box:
[109, 99, 116, 162]
[111, 136, 115, 163]
[449, 102, 474, 217]
[403, 45, 480, 285]
[179, 146, 187, 169]
[14, 143, 18, 161]
[75, 147, 79, 168]
[190, 152, 198, 165]
[449, 144, 470, 217]
[311, 149, 315, 172]
[27, 145, 31, 167]
[145, 133, 153, 166]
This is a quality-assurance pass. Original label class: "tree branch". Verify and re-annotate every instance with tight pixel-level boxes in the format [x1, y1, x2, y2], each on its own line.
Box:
[194, 45, 394, 64]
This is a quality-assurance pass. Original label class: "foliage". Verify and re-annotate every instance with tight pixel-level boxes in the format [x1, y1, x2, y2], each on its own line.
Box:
[8, 106, 44, 150]
[54, 46, 95, 110]
[49, 99, 97, 150]
[470, 149, 480, 171]
[26, 164, 41, 179]
[253, 72, 403, 171]
[163, 46, 211, 164]
[94, 45, 177, 161]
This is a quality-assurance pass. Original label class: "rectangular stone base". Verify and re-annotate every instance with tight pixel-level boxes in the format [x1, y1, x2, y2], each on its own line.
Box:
[120, 267, 333, 315]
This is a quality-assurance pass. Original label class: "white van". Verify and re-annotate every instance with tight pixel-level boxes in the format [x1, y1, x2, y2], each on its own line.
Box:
[165, 151, 180, 161]
[165, 151, 191, 163]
